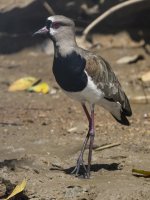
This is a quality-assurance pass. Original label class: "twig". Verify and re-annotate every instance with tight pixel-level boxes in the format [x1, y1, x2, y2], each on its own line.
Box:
[43, 1, 55, 15]
[94, 143, 121, 151]
[0, 122, 23, 126]
[83, 0, 145, 41]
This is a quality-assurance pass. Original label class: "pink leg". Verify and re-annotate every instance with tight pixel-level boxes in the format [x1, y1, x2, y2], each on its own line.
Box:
[82, 103, 91, 122]
[87, 104, 95, 178]
[72, 103, 95, 178]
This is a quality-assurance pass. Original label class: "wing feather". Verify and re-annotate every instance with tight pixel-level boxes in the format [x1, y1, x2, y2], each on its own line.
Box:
[84, 52, 132, 117]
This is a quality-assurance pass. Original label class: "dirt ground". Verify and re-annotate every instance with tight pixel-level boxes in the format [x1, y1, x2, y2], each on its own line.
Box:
[0, 43, 150, 200]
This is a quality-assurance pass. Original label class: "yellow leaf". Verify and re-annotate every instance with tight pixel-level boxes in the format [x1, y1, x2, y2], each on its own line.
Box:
[28, 82, 49, 94]
[132, 169, 150, 177]
[8, 77, 40, 92]
[5, 179, 27, 200]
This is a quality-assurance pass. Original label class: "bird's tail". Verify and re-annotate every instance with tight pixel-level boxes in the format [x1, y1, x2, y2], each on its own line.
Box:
[121, 91, 132, 117]
[111, 111, 130, 126]
[99, 99, 131, 126]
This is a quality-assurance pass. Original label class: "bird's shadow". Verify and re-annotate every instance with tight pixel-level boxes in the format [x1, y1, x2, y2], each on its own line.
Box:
[50, 162, 121, 177]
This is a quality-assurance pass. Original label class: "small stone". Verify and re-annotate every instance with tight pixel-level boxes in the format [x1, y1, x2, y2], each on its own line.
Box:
[50, 89, 57, 95]
[143, 113, 149, 119]
[141, 71, 150, 83]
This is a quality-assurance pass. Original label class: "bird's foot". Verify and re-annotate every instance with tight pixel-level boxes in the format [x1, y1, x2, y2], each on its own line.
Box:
[71, 156, 89, 178]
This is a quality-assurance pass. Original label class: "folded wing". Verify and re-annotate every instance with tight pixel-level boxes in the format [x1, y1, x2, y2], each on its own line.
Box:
[84, 52, 132, 125]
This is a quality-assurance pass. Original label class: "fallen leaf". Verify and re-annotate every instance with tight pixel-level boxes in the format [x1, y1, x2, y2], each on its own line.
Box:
[116, 55, 144, 64]
[132, 169, 150, 177]
[4, 179, 27, 200]
[28, 82, 49, 94]
[8, 77, 40, 92]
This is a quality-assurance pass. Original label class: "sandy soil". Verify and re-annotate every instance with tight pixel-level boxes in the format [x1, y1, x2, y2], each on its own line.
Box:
[0, 46, 150, 200]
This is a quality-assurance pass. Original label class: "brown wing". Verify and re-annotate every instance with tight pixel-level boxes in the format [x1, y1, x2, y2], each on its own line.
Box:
[85, 53, 132, 117]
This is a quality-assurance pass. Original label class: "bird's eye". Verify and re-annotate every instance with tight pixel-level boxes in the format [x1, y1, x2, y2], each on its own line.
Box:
[46, 20, 52, 29]
[52, 22, 61, 29]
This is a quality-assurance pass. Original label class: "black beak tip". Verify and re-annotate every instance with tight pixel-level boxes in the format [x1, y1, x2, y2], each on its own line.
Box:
[32, 27, 49, 37]
[32, 32, 37, 37]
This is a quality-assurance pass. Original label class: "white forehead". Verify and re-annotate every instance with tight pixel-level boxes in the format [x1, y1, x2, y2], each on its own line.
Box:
[47, 16, 55, 22]
[47, 15, 74, 26]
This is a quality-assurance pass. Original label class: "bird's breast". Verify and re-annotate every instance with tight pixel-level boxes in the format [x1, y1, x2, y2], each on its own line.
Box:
[52, 51, 88, 92]
[65, 74, 104, 103]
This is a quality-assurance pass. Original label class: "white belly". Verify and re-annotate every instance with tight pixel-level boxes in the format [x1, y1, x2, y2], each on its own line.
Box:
[64, 75, 104, 104]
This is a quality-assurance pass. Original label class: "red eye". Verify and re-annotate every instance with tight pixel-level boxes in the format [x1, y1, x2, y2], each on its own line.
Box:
[52, 22, 60, 29]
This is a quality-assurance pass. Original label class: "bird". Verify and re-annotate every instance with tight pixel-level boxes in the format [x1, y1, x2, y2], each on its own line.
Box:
[34, 15, 132, 178]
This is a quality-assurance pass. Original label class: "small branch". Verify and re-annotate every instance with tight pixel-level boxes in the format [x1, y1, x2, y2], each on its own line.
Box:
[94, 143, 121, 151]
[83, 0, 145, 41]
[43, 1, 55, 15]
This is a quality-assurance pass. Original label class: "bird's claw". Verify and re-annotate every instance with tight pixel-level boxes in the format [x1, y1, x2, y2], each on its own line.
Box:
[71, 156, 89, 178]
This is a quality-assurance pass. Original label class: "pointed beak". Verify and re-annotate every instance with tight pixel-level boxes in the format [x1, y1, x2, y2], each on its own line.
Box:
[33, 26, 49, 36]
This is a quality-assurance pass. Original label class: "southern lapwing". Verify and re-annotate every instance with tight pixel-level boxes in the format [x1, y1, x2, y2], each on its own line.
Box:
[34, 15, 132, 178]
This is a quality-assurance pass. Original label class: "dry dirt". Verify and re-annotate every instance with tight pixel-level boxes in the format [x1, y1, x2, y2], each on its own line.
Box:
[0, 45, 150, 200]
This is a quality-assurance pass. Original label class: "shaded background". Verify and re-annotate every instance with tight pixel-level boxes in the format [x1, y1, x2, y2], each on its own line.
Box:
[0, 0, 150, 54]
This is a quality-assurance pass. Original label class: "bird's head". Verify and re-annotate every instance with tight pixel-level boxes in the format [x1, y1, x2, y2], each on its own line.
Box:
[34, 15, 75, 43]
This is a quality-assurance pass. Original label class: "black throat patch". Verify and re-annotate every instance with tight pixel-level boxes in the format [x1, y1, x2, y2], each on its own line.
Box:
[53, 51, 87, 92]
